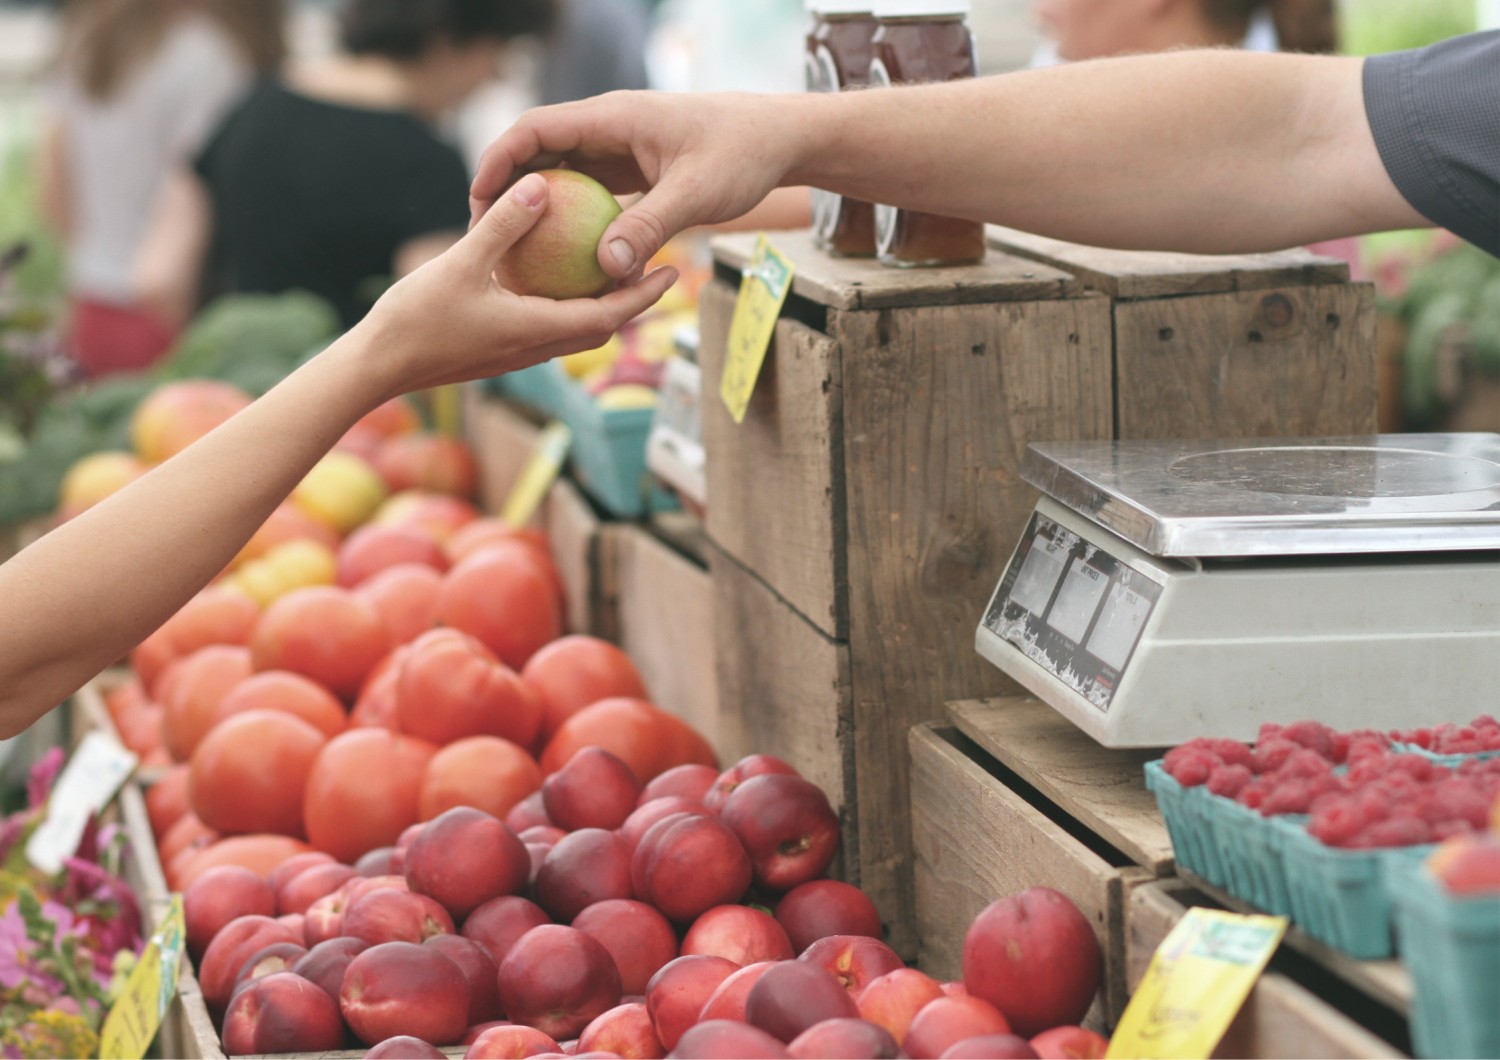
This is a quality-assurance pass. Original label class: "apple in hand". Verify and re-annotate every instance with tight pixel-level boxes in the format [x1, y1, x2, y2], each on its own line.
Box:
[720, 774, 840, 892]
[494, 170, 623, 300]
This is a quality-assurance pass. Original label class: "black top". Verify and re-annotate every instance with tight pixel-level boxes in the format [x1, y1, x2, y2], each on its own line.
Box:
[195, 82, 472, 326]
[1364, 30, 1500, 257]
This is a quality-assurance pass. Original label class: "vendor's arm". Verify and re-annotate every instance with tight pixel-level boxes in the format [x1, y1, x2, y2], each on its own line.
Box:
[0, 175, 676, 738]
[473, 49, 1427, 275]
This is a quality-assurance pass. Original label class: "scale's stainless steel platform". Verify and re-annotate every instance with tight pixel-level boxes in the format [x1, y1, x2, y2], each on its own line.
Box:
[1021, 433, 1500, 558]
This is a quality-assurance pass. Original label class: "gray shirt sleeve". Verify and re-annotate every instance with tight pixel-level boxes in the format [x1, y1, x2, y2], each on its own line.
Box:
[1363, 30, 1500, 257]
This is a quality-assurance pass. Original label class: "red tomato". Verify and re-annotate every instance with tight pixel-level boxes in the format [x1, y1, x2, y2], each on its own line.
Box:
[541, 697, 715, 781]
[435, 547, 561, 670]
[250, 586, 390, 702]
[522, 635, 650, 741]
[303, 729, 437, 864]
[190, 710, 328, 837]
[394, 628, 542, 750]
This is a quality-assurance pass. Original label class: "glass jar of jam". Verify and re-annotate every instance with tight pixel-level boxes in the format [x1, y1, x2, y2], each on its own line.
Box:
[869, 0, 985, 267]
[805, 2, 879, 257]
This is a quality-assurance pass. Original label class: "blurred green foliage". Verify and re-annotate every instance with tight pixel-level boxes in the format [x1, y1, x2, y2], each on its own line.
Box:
[1338, 0, 1478, 56]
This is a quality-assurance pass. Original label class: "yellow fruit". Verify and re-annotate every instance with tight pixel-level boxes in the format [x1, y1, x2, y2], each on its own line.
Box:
[230, 539, 336, 606]
[292, 452, 388, 533]
[560, 335, 622, 380]
[59, 451, 147, 512]
[596, 385, 659, 411]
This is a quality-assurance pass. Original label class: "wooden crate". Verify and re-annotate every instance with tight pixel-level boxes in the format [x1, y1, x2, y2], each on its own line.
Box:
[1125, 881, 1409, 1058]
[700, 230, 1115, 953]
[985, 227, 1379, 438]
[908, 705, 1168, 1026]
[700, 229, 1377, 954]
[604, 519, 720, 748]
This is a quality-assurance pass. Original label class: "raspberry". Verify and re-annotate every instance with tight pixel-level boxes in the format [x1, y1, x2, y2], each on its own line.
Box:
[1206, 763, 1253, 798]
[1207, 739, 1255, 770]
[1253, 738, 1299, 774]
[1282, 720, 1338, 760]
[1237, 779, 1272, 810]
[1425, 780, 1493, 828]
[1354, 815, 1432, 849]
[1274, 748, 1334, 782]
[1352, 786, 1394, 822]
[1308, 798, 1367, 846]
[1256, 722, 1285, 745]
[1165, 749, 1217, 787]
[1389, 755, 1441, 783]
[1165, 740, 1220, 775]
[1260, 778, 1315, 816]
[1435, 726, 1481, 753]
[1431, 819, 1474, 841]
[1348, 753, 1396, 785]
[1395, 726, 1434, 749]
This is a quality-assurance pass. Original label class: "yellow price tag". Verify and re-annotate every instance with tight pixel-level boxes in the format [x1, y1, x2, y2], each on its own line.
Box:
[501, 421, 572, 528]
[720, 235, 795, 424]
[1108, 908, 1286, 1059]
[100, 896, 186, 1060]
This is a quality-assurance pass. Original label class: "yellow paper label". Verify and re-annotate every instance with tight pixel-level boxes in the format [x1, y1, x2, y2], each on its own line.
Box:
[501, 421, 572, 528]
[431, 383, 463, 437]
[1107, 908, 1287, 1060]
[720, 235, 795, 424]
[100, 896, 186, 1060]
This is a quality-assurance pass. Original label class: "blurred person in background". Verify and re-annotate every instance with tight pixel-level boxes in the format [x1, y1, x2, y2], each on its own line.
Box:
[135, 0, 553, 332]
[537, 0, 651, 105]
[37, 0, 285, 378]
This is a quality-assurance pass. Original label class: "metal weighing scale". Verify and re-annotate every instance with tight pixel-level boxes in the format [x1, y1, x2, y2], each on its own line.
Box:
[975, 433, 1500, 747]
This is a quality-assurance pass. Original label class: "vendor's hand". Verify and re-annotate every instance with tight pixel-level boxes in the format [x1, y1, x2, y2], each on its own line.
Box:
[470, 92, 799, 281]
[355, 172, 678, 399]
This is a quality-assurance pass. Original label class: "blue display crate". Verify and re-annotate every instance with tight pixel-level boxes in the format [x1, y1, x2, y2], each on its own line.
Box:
[1392, 856, 1500, 1059]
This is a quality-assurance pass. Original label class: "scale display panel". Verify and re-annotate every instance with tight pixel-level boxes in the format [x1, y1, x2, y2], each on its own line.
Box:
[982, 510, 1164, 713]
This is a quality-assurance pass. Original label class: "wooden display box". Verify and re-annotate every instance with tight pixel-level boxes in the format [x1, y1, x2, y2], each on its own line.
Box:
[908, 697, 1173, 1025]
[700, 229, 1377, 953]
[1125, 882, 1408, 1058]
[603, 517, 720, 748]
[985, 227, 1379, 439]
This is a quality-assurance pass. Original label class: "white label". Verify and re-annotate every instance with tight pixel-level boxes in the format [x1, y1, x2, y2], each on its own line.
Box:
[1010, 536, 1068, 616]
[1046, 558, 1110, 644]
[26, 730, 138, 873]
[646, 356, 707, 504]
[1086, 581, 1154, 671]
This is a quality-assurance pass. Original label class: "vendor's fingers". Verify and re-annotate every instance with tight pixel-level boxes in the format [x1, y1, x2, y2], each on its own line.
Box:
[459, 173, 550, 270]
[596, 182, 703, 280]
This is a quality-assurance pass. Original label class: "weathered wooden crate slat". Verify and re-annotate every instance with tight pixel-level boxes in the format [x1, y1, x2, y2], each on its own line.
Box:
[1126, 881, 1409, 1058]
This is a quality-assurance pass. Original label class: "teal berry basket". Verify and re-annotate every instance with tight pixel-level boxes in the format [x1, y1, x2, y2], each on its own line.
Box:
[557, 377, 678, 519]
[487, 361, 570, 418]
[1275, 818, 1433, 960]
[1391, 856, 1500, 1060]
[1390, 742, 1500, 768]
[1144, 761, 1293, 914]
[1144, 761, 1228, 888]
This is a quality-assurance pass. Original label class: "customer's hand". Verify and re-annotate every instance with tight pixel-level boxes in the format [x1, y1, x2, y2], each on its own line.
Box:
[356, 171, 678, 399]
[470, 92, 801, 281]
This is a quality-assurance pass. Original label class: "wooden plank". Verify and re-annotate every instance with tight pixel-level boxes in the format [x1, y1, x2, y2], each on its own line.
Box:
[1126, 882, 1407, 1059]
[462, 386, 544, 516]
[909, 723, 1151, 1025]
[707, 542, 853, 864]
[986, 226, 1350, 300]
[541, 477, 603, 636]
[1176, 868, 1414, 1017]
[1114, 284, 1379, 439]
[613, 525, 720, 749]
[710, 230, 1079, 310]
[947, 698, 1174, 875]
[837, 293, 1115, 958]
[700, 279, 846, 636]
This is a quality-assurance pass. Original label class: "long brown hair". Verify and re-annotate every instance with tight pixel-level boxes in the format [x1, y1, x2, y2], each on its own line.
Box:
[59, 0, 287, 100]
